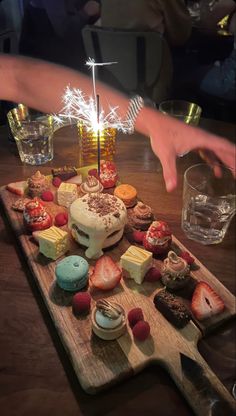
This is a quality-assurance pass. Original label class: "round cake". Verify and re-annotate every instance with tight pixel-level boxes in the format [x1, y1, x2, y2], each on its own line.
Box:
[69, 193, 127, 259]
[55, 255, 89, 291]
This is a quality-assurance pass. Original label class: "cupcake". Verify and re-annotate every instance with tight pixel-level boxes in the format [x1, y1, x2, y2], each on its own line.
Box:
[128, 202, 154, 230]
[92, 299, 126, 340]
[80, 175, 103, 194]
[23, 198, 52, 232]
[99, 160, 118, 189]
[114, 184, 137, 208]
[55, 255, 89, 291]
[161, 251, 190, 290]
[27, 170, 49, 198]
[143, 221, 172, 255]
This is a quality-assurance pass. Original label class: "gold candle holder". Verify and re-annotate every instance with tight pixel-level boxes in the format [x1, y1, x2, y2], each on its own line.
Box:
[78, 122, 117, 167]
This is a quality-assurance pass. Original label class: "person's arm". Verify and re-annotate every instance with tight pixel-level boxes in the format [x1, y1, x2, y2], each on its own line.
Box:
[0, 54, 235, 191]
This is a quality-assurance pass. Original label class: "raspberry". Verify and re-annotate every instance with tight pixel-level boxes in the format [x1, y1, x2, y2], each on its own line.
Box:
[132, 321, 150, 341]
[54, 212, 68, 226]
[72, 292, 91, 315]
[128, 307, 144, 328]
[52, 177, 62, 188]
[132, 230, 146, 244]
[180, 251, 195, 265]
[144, 267, 162, 282]
[41, 190, 54, 202]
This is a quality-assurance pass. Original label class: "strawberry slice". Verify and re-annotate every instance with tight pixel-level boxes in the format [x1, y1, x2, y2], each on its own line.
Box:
[191, 281, 225, 321]
[6, 181, 27, 196]
[89, 255, 122, 291]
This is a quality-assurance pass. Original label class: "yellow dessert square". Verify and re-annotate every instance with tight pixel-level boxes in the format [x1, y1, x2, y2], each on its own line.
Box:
[37, 226, 69, 260]
[57, 182, 78, 208]
[120, 245, 153, 284]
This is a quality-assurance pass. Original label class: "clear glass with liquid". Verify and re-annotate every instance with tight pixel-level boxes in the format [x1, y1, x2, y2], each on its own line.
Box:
[13, 120, 54, 165]
[182, 164, 236, 244]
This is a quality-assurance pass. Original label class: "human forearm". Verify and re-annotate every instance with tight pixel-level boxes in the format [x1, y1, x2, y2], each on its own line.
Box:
[0, 54, 129, 117]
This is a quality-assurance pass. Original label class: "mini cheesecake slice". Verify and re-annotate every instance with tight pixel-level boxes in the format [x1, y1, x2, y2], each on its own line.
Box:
[120, 245, 153, 284]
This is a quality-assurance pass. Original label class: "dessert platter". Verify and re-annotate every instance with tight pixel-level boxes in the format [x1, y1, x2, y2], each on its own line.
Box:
[0, 161, 235, 415]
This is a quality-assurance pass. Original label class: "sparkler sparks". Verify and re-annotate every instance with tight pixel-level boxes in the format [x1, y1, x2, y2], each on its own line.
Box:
[54, 58, 132, 134]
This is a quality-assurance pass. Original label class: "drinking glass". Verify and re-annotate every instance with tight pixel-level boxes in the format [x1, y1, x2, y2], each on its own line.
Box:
[182, 163, 236, 244]
[7, 104, 54, 165]
[78, 122, 116, 167]
[159, 100, 202, 126]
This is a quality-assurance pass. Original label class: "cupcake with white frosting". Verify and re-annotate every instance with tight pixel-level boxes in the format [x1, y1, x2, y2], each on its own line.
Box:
[80, 175, 103, 195]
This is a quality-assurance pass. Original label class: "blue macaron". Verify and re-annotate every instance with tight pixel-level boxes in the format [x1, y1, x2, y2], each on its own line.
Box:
[55, 255, 89, 291]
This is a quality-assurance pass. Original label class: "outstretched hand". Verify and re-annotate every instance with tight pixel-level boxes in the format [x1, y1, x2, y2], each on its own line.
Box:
[144, 109, 236, 192]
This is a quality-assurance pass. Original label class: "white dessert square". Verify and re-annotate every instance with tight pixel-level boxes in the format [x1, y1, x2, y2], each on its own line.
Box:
[120, 245, 152, 284]
[57, 182, 78, 208]
[37, 226, 69, 260]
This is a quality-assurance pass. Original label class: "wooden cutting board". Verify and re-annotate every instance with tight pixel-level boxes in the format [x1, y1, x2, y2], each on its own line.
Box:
[0, 187, 235, 416]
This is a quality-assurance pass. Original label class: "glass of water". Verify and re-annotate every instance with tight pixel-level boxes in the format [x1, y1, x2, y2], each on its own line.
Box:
[182, 163, 236, 244]
[7, 105, 54, 165]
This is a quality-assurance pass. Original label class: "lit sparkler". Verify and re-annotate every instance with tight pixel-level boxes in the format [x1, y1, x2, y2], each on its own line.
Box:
[54, 58, 132, 133]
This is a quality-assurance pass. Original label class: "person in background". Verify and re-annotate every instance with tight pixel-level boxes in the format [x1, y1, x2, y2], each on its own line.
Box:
[0, 54, 235, 192]
[19, 0, 101, 71]
[99, 0, 192, 104]
[101, 0, 192, 47]
[199, 0, 236, 101]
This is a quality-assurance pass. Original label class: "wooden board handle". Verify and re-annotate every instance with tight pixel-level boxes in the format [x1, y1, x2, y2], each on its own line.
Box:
[160, 351, 236, 416]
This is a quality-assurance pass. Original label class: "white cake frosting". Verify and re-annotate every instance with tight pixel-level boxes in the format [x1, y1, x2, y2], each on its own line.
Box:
[69, 193, 127, 259]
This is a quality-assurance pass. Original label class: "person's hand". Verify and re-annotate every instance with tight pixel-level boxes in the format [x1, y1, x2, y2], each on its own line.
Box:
[140, 107, 236, 192]
[83, 1, 100, 18]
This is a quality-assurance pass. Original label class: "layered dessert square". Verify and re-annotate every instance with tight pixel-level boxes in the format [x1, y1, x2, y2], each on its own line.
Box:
[120, 245, 153, 284]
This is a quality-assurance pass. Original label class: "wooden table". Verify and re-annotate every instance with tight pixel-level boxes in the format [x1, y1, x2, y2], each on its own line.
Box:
[0, 118, 235, 416]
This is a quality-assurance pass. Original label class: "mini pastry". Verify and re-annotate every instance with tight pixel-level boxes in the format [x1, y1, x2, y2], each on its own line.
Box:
[23, 198, 52, 232]
[55, 255, 89, 291]
[129, 202, 154, 230]
[57, 182, 78, 208]
[99, 160, 118, 189]
[52, 166, 77, 181]
[27, 170, 49, 198]
[161, 251, 190, 290]
[80, 175, 103, 194]
[143, 221, 172, 255]
[114, 184, 137, 208]
[120, 245, 153, 284]
[69, 193, 127, 259]
[92, 299, 126, 340]
[153, 289, 191, 328]
[36, 225, 69, 260]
